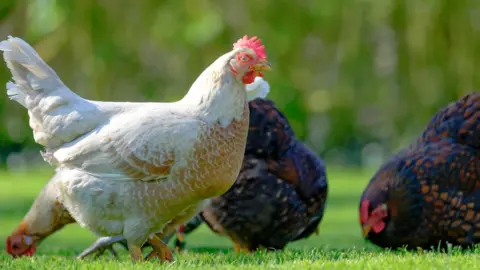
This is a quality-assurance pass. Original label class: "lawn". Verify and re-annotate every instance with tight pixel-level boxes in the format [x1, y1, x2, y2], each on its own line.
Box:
[0, 167, 479, 269]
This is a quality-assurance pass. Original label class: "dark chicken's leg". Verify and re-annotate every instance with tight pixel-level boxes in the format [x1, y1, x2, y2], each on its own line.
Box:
[233, 241, 252, 253]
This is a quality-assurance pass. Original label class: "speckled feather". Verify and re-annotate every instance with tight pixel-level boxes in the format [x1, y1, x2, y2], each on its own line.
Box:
[188, 98, 328, 251]
[361, 93, 480, 249]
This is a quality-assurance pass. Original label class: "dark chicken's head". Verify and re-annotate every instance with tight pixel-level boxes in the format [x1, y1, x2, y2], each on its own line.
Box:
[360, 200, 388, 237]
[358, 159, 402, 239]
[359, 152, 424, 242]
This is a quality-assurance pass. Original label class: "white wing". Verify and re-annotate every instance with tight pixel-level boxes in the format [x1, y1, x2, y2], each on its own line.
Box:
[53, 107, 205, 181]
[1, 36, 204, 181]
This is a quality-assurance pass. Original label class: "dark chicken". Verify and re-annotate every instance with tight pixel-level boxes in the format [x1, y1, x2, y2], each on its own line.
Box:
[360, 93, 480, 250]
[79, 97, 328, 256]
[188, 98, 328, 251]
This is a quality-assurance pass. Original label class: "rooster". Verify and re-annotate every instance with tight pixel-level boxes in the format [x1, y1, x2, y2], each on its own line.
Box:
[79, 92, 328, 255]
[360, 93, 480, 250]
[1, 35, 271, 262]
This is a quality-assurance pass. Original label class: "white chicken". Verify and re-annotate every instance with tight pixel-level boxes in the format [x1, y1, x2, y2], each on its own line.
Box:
[1, 35, 271, 262]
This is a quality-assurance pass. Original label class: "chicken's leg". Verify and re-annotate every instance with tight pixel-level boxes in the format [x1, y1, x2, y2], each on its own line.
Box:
[174, 230, 186, 251]
[144, 235, 173, 262]
[257, 245, 267, 252]
[128, 243, 144, 262]
[233, 242, 241, 253]
[233, 241, 251, 253]
[77, 235, 126, 260]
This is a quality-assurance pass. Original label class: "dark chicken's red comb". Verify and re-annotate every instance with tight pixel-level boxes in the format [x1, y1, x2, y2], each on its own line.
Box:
[233, 35, 267, 60]
[360, 200, 370, 223]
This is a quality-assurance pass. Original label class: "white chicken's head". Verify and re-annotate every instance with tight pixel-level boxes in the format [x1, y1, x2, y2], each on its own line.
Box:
[5, 222, 41, 258]
[6, 232, 37, 258]
[229, 35, 271, 85]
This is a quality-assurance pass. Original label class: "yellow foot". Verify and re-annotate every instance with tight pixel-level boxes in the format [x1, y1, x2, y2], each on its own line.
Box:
[233, 242, 251, 253]
[127, 244, 143, 262]
[233, 242, 241, 253]
[144, 250, 173, 261]
[144, 235, 173, 262]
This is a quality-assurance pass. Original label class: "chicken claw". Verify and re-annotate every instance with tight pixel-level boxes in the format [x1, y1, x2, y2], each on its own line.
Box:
[128, 243, 143, 262]
[77, 235, 125, 260]
[144, 235, 173, 262]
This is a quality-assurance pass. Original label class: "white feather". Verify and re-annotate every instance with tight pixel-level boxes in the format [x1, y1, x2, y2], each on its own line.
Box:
[1, 35, 250, 245]
[0, 36, 105, 151]
[245, 76, 270, 101]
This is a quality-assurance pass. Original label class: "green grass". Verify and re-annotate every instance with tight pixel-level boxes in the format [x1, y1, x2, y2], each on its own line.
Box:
[0, 167, 479, 269]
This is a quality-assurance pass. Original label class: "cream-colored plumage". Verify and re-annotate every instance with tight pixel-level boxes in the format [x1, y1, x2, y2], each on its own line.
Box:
[1, 36, 269, 261]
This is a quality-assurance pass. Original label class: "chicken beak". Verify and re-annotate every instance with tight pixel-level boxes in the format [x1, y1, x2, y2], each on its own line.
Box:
[251, 60, 271, 72]
[362, 224, 372, 237]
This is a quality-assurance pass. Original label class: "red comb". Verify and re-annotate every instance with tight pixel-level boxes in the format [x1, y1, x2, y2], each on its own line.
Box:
[233, 35, 267, 59]
[360, 200, 370, 223]
[5, 237, 12, 255]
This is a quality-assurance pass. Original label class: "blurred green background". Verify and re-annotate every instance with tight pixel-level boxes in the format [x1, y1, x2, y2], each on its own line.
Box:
[0, 0, 479, 170]
[0, 0, 480, 260]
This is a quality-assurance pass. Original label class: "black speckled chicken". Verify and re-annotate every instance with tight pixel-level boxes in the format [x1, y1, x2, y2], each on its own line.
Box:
[192, 97, 328, 252]
[79, 91, 328, 256]
[360, 93, 480, 250]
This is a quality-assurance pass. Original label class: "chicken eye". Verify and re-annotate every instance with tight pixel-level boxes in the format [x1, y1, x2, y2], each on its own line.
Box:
[238, 54, 251, 62]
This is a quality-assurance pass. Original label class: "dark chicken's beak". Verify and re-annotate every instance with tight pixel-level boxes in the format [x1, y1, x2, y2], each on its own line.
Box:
[361, 203, 388, 237]
[251, 60, 271, 72]
[362, 224, 372, 237]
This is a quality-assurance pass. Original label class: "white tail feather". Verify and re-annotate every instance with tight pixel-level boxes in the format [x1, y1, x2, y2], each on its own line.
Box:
[0, 36, 68, 108]
[1, 36, 102, 150]
[245, 77, 270, 101]
[6, 81, 26, 107]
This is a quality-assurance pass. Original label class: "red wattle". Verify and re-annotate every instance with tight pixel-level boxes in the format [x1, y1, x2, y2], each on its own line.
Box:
[242, 71, 256, 84]
[372, 220, 386, 233]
